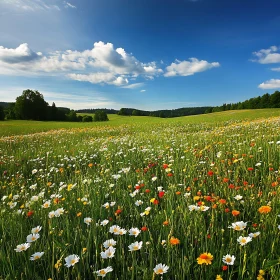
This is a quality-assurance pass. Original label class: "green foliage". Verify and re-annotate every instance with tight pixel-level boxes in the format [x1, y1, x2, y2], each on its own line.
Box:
[82, 115, 93, 122]
[14, 89, 49, 120]
[94, 110, 109, 121]
[66, 110, 78, 122]
[0, 106, 5, 120]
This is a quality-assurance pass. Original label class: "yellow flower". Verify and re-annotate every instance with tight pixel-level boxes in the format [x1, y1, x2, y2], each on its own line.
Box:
[216, 275, 223, 280]
[193, 196, 200, 201]
[197, 252, 214, 265]
[150, 198, 156, 203]
[259, 270, 265, 276]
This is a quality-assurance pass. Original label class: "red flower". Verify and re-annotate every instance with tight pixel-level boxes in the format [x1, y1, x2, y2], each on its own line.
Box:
[158, 191, 165, 198]
[153, 199, 159, 205]
[222, 266, 228, 271]
[247, 167, 254, 171]
[207, 171, 214, 176]
[141, 226, 148, 231]
[162, 164, 169, 169]
[145, 189, 150, 193]
[27, 211, 34, 217]
[115, 209, 122, 215]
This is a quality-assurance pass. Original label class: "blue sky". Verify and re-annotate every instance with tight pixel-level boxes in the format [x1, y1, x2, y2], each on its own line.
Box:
[0, 0, 280, 110]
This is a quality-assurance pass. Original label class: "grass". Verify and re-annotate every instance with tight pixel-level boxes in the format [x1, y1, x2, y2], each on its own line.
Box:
[0, 109, 280, 279]
[1, 108, 280, 137]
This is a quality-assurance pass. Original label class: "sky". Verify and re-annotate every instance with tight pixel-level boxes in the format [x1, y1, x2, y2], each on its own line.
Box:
[0, 0, 280, 110]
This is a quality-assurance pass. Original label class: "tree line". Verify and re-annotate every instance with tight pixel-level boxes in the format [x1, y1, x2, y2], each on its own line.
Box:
[0, 90, 108, 122]
[1, 90, 280, 121]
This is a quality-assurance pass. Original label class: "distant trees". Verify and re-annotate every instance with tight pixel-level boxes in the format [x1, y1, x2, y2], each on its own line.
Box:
[94, 110, 109, 121]
[0, 106, 4, 120]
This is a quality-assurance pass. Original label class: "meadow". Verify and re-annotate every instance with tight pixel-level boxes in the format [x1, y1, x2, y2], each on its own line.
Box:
[0, 109, 280, 279]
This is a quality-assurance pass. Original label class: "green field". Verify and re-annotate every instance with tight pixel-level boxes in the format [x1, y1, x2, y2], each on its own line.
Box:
[0, 109, 280, 279]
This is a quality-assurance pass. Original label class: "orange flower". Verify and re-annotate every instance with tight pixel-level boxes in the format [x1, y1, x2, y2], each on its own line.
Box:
[258, 205, 272, 214]
[232, 210, 240, 216]
[88, 163, 93, 168]
[163, 220, 169, 226]
[169, 237, 180, 245]
[176, 191, 181, 195]
[219, 199, 227, 204]
[141, 226, 148, 231]
[197, 252, 213, 265]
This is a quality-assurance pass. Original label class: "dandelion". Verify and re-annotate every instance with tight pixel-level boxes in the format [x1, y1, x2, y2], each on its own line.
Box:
[103, 239, 117, 249]
[94, 266, 113, 277]
[84, 217, 92, 225]
[222, 254, 236, 265]
[26, 233, 40, 243]
[153, 263, 169, 274]
[14, 243, 31, 252]
[100, 246, 116, 259]
[64, 254, 79, 267]
[128, 241, 143, 251]
[258, 205, 272, 214]
[30, 252, 44, 261]
[237, 236, 252, 246]
[129, 227, 141, 237]
[197, 252, 214, 265]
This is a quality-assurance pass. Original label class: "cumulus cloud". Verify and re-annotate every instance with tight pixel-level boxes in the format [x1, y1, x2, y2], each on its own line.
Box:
[252, 46, 280, 64]
[164, 58, 220, 77]
[0, 42, 164, 86]
[258, 79, 280, 89]
[0, 43, 41, 64]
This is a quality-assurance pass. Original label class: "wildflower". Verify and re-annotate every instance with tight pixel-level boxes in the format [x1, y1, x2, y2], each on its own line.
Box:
[14, 242, 31, 252]
[103, 239, 116, 249]
[169, 237, 180, 245]
[135, 200, 143, 206]
[197, 252, 214, 265]
[64, 254, 79, 267]
[228, 221, 247, 231]
[42, 200, 51, 208]
[158, 191, 165, 198]
[31, 226, 42, 234]
[118, 228, 127, 235]
[151, 176, 157, 182]
[258, 205, 272, 214]
[188, 205, 200, 211]
[222, 265, 228, 271]
[232, 210, 240, 216]
[94, 266, 113, 277]
[48, 211, 55, 218]
[30, 252, 44, 261]
[128, 241, 143, 251]
[100, 219, 109, 226]
[32, 169, 38, 175]
[27, 210, 34, 217]
[26, 233, 40, 243]
[100, 246, 116, 259]
[234, 195, 243, 201]
[222, 254, 235, 265]
[129, 228, 141, 237]
[163, 220, 169, 226]
[200, 205, 210, 211]
[216, 275, 223, 280]
[153, 263, 169, 275]
[54, 208, 64, 217]
[249, 232, 260, 238]
[109, 225, 121, 235]
[141, 226, 148, 231]
[237, 236, 252, 246]
[84, 217, 92, 225]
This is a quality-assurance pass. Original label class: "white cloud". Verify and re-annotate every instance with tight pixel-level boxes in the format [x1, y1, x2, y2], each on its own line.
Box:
[258, 79, 280, 89]
[140, 89, 146, 92]
[0, 42, 164, 86]
[64, 1, 76, 9]
[252, 46, 280, 64]
[121, 83, 144, 89]
[0, 0, 61, 12]
[164, 58, 220, 77]
[271, 67, 280, 71]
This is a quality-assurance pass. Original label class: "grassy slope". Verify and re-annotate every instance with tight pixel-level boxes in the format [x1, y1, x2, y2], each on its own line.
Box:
[1, 108, 280, 137]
